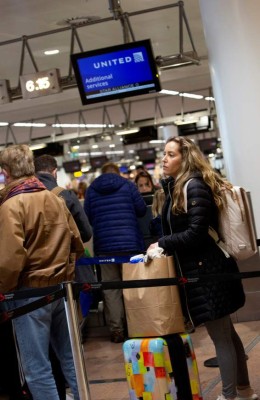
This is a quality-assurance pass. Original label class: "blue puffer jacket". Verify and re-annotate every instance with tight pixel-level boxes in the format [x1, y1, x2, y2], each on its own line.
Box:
[84, 173, 147, 255]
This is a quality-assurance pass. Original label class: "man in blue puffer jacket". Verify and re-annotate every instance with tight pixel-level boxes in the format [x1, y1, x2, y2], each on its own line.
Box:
[84, 162, 147, 343]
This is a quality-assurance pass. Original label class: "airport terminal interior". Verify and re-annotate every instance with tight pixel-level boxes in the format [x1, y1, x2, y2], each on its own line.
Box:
[0, 1, 259, 399]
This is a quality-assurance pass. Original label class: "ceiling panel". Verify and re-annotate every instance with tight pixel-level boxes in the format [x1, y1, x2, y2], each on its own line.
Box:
[0, 0, 213, 147]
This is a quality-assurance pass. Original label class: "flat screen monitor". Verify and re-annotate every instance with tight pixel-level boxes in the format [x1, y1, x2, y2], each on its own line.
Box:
[33, 143, 64, 157]
[123, 125, 157, 145]
[89, 155, 108, 169]
[63, 160, 81, 173]
[137, 148, 156, 162]
[71, 39, 161, 105]
[198, 138, 218, 155]
[177, 114, 213, 136]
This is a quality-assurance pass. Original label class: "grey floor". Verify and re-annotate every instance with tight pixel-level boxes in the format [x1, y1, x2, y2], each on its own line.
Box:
[75, 320, 259, 400]
[1, 320, 258, 400]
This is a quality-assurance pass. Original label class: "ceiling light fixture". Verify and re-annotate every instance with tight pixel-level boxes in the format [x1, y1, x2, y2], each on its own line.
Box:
[160, 89, 179, 96]
[90, 151, 104, 156]
[161, 89, 205, 100]
[115, 127, 140, 135]
[179, 93, 204, 100]
[0, 122, 9, 126]
[174, 118, 199, 126]
[44, 49, 60, 55]
[51, 123, 112, 128]
[13, 122, 47, 127]
[149, 139, 166, 144]
[105, 150, 124, 155]
[29, 143, 47, 151]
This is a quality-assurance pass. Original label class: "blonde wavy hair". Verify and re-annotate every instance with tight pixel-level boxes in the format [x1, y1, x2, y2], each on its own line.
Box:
[166, 136, 233, 214]
[0, 144, 35, 178]
[151, 189, 165, 217]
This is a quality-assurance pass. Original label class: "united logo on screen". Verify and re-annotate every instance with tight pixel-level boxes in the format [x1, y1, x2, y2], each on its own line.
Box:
[133, 52, 145, 62]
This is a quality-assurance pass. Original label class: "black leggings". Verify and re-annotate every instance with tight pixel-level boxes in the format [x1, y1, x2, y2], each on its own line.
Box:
[205, 315, 250, 398]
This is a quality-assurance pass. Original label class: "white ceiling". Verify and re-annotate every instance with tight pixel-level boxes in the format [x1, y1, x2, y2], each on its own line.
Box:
[0, 0, 213, 151]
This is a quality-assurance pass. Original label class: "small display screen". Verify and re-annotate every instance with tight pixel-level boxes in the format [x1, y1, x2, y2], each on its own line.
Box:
[122, 125, 157, 145]
[71, 39, 161, 105]
[89, 156, 108, 169]
[63, 160, 81, 173]
[137, 148, 156, 162]
[198, 138, 218, 155]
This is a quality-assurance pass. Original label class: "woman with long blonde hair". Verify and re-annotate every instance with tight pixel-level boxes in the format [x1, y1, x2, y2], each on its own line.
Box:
[148, 136, 257, 400]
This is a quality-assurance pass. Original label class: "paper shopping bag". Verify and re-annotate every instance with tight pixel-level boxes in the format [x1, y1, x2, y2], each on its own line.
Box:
[123, 256, 185, 337]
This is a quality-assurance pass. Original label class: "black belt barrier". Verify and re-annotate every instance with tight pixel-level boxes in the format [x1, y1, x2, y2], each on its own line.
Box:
[0, 268, 259, 324]
[0, 256, 259, 400]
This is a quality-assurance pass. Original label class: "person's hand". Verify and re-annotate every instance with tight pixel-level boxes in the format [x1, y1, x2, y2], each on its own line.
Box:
[147, 242, 159, 252]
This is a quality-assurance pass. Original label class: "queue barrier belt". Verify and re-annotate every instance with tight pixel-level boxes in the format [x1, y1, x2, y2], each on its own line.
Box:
[76, 256, 132, 265]
[0, 265, 259, 324]
[1, 253, 259, 400]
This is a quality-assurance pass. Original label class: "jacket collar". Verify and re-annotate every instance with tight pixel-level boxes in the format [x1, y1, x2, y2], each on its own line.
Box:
[161, 171, 203, 194]
[161, 176, 174, 193]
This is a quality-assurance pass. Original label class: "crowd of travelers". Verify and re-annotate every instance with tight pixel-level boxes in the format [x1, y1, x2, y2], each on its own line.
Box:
[0, 140, 257, 400]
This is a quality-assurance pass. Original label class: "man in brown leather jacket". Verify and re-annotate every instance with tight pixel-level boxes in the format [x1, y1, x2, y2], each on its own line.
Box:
[0, 144, 84, 400]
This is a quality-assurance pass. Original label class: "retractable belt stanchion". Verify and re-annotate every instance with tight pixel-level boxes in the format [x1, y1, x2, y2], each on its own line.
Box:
[62, 282, 92, 400]
[0, 261, 259, 397]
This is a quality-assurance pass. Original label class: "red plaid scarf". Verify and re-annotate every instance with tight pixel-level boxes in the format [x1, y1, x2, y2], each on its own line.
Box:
[0, 176, 46, 206]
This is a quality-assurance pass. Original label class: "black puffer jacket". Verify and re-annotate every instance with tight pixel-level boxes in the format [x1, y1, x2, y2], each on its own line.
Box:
[158, 174, 245, 326]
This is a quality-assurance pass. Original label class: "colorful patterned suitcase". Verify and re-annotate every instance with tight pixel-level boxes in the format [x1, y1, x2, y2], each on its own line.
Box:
[123, 333, 203, 400]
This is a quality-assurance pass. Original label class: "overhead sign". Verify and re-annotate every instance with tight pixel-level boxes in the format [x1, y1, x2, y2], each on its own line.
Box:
[71, 39, 161, 106]
[20, 68, 61, 100]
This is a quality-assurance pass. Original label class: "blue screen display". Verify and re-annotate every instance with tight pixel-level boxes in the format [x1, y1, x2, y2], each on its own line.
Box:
[71, 40, 161, 105]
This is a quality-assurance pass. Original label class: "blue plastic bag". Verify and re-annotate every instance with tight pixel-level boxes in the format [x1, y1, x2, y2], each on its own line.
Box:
[79, 291, 93, 317]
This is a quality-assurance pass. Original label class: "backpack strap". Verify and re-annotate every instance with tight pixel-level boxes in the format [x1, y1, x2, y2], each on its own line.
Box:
[183, 178, 193, 212]
[51, 186, 65, 197]
[208, 227, 230, 257]
[183, 179, 230, 258]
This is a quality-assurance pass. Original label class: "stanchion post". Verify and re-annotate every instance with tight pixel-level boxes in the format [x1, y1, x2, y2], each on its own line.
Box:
[62, 282, 91, 400]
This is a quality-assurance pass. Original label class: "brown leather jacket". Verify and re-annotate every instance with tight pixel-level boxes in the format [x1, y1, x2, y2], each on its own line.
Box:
[0, 189, 84, 293]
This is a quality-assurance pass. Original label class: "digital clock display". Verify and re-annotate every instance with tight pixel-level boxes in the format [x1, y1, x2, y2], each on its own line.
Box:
[20, 69, 61, 99]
